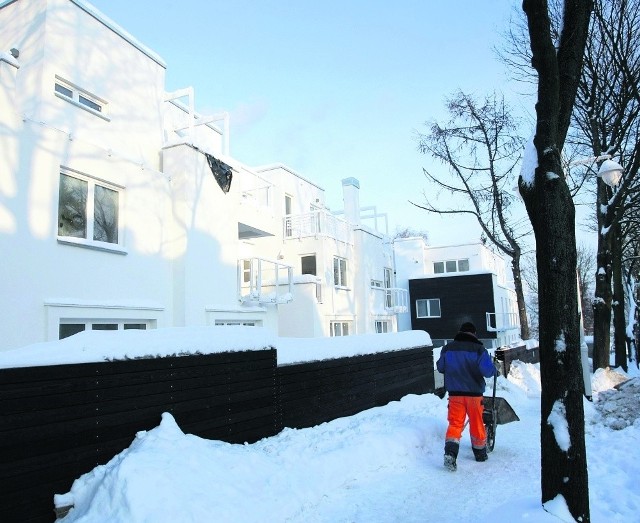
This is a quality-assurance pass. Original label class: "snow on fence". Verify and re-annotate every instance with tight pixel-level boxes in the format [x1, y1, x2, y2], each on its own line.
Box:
[0, 344, 433, 523]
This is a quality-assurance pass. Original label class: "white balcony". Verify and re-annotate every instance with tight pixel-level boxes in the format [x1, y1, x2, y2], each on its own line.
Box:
[284, 211, 352, 245]
[486, 312, 520, 332]
[238, 258, 293, 305]
[384, 288, 409, 313]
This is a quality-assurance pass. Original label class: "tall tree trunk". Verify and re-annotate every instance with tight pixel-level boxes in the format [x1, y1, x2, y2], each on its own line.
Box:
[612, 223, 627, 370]
[512, 252, 531, 340]
[521, 1, 592, 520]
[522, 148, 589, 522]
[625, 269, 638, 366]
[593, 179, 613, 370]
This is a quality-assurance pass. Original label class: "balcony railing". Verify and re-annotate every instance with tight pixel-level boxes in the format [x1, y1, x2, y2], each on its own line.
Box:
[284, 210, 352, 244]
[238, 169, 274, 209]
[238, 257, 293, 305]
[384, 288, 409, 313]
[486, 312, 520, 332]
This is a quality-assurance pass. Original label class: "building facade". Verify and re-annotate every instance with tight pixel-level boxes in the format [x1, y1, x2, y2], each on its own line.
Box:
[0, 0, 407, 352]
[394, 238, 520, 348]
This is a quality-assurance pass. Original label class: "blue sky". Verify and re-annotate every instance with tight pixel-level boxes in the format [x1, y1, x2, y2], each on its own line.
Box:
[89, 0, 528, 245]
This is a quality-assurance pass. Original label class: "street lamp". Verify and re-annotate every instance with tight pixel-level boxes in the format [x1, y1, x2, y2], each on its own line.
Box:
[597, 159, 624, 187]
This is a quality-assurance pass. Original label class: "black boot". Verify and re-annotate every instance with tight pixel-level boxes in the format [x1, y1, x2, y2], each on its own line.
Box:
[473, 446, 488, 462]
[444, 441, 459, 471]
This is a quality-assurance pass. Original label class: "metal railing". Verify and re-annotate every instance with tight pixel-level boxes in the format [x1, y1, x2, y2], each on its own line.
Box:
[384, 287, 409, 313]
[238, 169, 274, 209]
[284, 210, 352, 244]
[238, 258, 293, 305]
[486, 312, 520, 332]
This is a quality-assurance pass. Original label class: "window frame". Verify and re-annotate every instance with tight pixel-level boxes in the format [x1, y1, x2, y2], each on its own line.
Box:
[330, 321, 351, 337]
[375, 320, 389, 333]
[416, 298, 442, 318]
[58, 320, 150, 340]
[333, 256, 348, 288]
[301, 254, 317, 276]
[384, 267, 393, 308]
[57, 169, 126, 254]
[284, 194, 293, 215]
[54, 76, 109, 120]
[433, 259, 470, 274]
[214, 320, 261, 327]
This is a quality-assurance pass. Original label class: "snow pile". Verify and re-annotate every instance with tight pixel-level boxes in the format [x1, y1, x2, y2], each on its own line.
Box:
[52, 360, 640, 523]
[591, 371, 640, 430]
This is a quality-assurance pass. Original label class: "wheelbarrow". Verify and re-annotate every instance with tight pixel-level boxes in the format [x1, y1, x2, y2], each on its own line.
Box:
[482, 355, 519, 452]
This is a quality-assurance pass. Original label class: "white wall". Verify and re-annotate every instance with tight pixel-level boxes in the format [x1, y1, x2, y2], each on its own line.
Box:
[0, 1, 175, 348]
[0, 0, 280, 351]
[0, 0, 402, 351]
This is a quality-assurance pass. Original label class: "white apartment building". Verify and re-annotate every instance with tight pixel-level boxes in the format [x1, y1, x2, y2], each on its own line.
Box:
[0, 0, 408, 352]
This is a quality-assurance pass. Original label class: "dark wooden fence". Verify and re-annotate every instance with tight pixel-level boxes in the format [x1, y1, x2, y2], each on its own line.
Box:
[495, 344, 540, 376]
[0, 345, 433, 523]
[280, 347, 433, 429]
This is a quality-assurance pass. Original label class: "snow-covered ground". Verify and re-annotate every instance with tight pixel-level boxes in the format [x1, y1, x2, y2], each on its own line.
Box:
[3, 328, 637, 522]
[53, 362, 639, 522]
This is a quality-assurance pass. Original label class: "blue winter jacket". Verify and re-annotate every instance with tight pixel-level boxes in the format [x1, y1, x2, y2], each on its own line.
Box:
[436, 331, 496, 396]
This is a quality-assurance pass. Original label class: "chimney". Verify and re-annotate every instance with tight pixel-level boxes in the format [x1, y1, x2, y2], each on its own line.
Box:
[342, 177, 360, 225]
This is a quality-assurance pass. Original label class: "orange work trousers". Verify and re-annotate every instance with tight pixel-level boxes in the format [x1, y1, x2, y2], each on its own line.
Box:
[445, 396, 487, 448]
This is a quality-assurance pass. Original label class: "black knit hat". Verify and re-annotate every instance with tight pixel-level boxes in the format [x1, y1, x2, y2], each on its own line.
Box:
[460, 322, 477, 334]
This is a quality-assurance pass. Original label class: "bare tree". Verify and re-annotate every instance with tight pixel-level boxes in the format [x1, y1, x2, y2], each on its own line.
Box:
[521, 252, 540, 338]
[413, 91, 531, 339]
[577, 243, 596, 335]
[393, 227, 429, 242]
[616, 184, 640, 367]
[498, 0, 640, 371]
[519, 1, 593, 521]
[623, 225, 640, 365]
[571, 0, 640, 370]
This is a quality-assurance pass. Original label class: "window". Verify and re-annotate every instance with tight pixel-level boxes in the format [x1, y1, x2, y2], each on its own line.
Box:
[55, 83, 73, 98]
[330, 321, 350, 336]
[92, 324, 118, 331]
[214, 320, 260, 327]
[242, 259, 252, 283]
[371, 279, 383, 288]
[433, 259, 470, 274]
[416, 298, 441, 318]
[384, 267, 393, 308]
[285, 194, 292, 215]
[54, 77, 107, 117]
[59, 321, 148, 340]
[333, 257, 347, 287]
[301, 255, 317, 275]
[284, 194, 293, 236]
[375, 320, 389, 333]
[58, 171, 121, 247]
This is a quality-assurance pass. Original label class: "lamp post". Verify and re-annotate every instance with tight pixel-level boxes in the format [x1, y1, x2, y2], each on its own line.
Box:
[597, 158, 627, 368]
[597, 159, 624, 188]
[577, 156, 626, 383]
